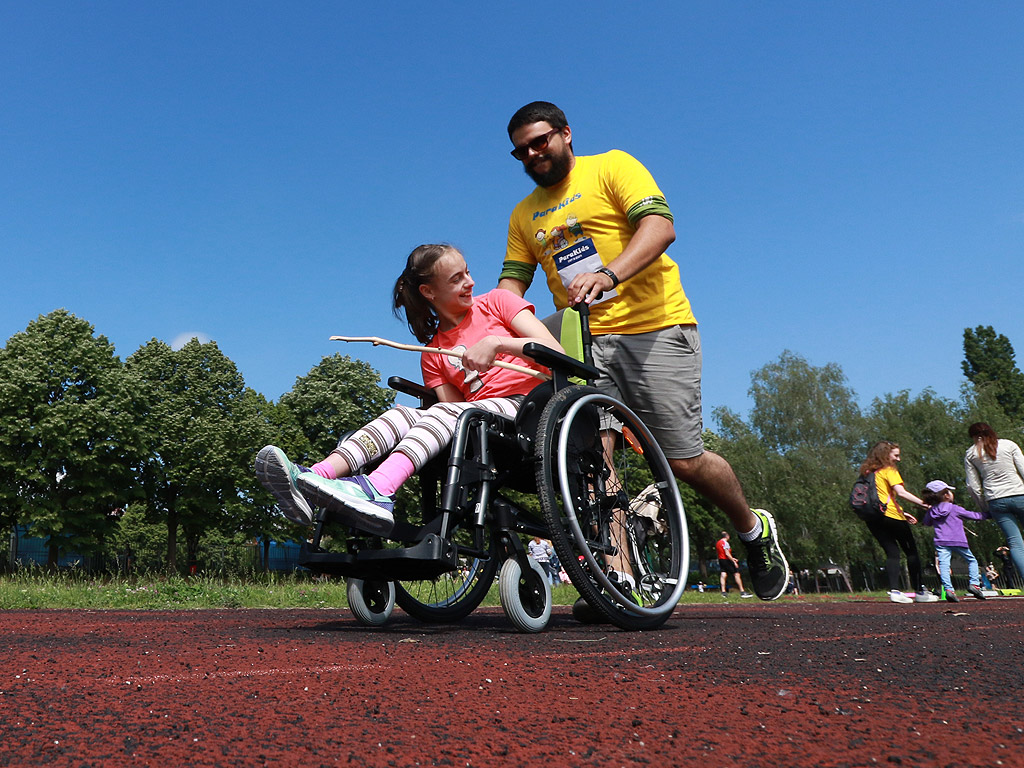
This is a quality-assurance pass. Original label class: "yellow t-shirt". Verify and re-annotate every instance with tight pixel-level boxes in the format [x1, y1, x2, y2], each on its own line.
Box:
[503, 150, 696, 336]
[875, 466, 907, 520]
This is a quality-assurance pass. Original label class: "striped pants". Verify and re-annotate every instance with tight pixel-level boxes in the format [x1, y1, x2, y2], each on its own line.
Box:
[332, 397, 522, 473]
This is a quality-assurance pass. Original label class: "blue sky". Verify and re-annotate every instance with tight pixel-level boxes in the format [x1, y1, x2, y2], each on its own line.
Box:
[3, 3, 1022, 424]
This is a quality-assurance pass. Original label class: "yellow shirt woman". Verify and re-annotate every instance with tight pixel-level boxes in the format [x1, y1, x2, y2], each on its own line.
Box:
[875, 465, 909, 521]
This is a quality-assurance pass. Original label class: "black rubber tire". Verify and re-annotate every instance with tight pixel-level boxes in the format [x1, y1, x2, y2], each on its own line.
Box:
[535, 385, 688, 630]
[394, 529, 499, 622]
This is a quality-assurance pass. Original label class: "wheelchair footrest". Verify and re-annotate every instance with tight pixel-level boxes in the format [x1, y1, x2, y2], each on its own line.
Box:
[298, 534, 461, 581]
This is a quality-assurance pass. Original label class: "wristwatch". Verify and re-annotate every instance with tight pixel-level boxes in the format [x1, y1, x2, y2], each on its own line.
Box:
[596, 266, 620, 287]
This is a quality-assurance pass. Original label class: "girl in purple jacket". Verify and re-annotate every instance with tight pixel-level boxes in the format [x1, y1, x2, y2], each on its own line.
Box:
[921, 480, 989, 602]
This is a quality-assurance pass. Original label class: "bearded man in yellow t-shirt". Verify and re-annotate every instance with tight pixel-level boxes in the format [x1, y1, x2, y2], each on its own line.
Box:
[498, 101, 788, 604]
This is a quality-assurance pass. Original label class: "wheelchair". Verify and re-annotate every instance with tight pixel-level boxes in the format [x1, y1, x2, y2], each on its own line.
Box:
[298, 306, 690, 632]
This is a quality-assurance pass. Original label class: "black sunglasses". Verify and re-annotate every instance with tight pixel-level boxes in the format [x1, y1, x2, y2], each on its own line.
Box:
[510, 128, 562, 161]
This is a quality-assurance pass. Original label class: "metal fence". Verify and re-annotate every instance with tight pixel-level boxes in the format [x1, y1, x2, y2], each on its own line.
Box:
[6, 527, 307, 575]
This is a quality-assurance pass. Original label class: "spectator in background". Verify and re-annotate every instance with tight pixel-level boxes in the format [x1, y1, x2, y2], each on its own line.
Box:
[965, 422, 1024, 588]
[716, 531, 753, 598]
[858, 441, 938, 604]
[920, 480, 988, 602]
[785, 569, 800, 596]
[994, 546, 1019, 589]
[984, 561, 999, 588]
[528, 536, 557, 586]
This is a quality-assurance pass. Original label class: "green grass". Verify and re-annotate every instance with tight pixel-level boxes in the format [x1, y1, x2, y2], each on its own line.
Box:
[0, 572, 352, 610]
[0, 571, 866, 610]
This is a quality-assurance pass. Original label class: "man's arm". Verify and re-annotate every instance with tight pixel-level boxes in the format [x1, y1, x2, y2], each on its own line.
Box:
[567, 214, 676, 306]
[498, 276, 528, 298]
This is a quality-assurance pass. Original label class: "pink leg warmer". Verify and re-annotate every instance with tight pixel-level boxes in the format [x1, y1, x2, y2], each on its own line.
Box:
[368, 452, 416, 497]
[310, 461, 337, 479]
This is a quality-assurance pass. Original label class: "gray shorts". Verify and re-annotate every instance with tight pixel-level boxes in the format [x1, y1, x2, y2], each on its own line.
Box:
[590, 324, 704, 460]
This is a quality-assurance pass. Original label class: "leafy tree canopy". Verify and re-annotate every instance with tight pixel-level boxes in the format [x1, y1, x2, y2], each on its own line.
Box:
[280, 353, 395, 460]
[125, 337, 255, 569]
[747, 350, 863, 459]
[0, 310, 147, 562]
[962, 325, 1024, 422]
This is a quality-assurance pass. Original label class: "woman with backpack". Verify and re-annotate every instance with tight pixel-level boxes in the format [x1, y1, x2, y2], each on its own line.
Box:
[964, 422, 1024, 589]
[858, 441, 939, 604]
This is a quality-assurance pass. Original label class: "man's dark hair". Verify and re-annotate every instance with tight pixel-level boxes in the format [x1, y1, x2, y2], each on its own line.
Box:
[507, 101, 569, 138]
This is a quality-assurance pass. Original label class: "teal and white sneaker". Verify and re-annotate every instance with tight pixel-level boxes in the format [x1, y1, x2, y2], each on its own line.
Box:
[254, 445, 314, 526]
[296, 473, 395, 536]
[742, 508, 789, 601]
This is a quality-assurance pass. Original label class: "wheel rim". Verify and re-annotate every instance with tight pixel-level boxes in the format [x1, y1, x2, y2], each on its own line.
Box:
[395, 525, 498, 621]
[401, 555, 490, 609]
[555, 392, 688, 617]
[363, 580, 392, 613]
[518, 566, 548, 619]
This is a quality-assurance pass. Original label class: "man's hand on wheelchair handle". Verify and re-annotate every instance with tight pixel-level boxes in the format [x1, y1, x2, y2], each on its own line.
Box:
[567, 270, 612, 306]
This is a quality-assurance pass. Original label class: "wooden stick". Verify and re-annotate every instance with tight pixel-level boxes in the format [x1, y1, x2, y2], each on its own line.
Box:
[330, 335, 549, 380]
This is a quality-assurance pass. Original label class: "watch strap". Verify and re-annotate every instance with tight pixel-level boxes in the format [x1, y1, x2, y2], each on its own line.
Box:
[596, 266, 620, 287]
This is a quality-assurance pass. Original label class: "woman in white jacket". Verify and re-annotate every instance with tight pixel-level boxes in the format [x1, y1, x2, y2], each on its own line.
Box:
[965, 422, 1024, 587]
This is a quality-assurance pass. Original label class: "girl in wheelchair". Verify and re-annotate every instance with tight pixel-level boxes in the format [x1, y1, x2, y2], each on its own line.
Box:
[255, 243, 563, 535]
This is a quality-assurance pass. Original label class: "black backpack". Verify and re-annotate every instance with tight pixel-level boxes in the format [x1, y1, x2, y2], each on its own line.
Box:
[850, 472, 886, 521]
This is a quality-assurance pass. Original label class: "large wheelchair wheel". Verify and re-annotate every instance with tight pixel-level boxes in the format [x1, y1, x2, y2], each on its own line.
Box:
[535, 385, 689, 630]
[394, 526, 499, 623]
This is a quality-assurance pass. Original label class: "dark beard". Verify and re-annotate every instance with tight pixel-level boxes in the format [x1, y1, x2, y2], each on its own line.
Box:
[523, 151, 572, 188]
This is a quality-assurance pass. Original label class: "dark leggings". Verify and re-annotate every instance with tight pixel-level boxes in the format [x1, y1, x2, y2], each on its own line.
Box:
[866, 515, 923, 591]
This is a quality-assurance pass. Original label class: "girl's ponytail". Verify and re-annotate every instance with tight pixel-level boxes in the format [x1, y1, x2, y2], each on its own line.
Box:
[393, 244, 455, 343]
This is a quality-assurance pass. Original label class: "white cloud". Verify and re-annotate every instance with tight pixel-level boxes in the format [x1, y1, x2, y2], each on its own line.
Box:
[170, 332, 213, 350]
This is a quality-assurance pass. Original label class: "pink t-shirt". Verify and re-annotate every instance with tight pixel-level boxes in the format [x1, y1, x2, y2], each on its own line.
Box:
[421, 289, 548, 401]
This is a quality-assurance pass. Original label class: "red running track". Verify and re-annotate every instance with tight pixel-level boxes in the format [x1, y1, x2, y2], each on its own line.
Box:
[1, 598, 1021, 767]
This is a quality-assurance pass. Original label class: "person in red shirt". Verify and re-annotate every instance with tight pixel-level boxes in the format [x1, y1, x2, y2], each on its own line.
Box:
[716, 531, 752, 598]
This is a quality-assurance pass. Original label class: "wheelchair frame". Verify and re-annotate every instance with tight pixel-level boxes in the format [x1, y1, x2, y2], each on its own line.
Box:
[298, 308, 689, 632]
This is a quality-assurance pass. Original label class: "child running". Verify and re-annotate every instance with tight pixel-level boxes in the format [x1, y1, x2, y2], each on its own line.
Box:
[255, 243, 563, 535]
[920, 479, 989, 602]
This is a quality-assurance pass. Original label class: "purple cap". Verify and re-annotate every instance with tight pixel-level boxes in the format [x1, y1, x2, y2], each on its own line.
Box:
[925, 480, 955, 494]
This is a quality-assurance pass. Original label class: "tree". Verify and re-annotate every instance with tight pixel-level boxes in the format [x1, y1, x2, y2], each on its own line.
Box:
[962, 326, 1024, 422]
[108, 503, 169, 573]
[125, 338, 256, 572]
[280, 353, 396, 461]
[0, 310, 146, 566]
[713, 351, 866, 572]
[234, 388, 310, 569]
[748, 350, 863, 460]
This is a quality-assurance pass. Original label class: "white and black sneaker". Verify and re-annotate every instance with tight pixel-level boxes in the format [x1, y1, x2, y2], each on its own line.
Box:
[254, 445, 314, 526]
[743, 509, 789, 601]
